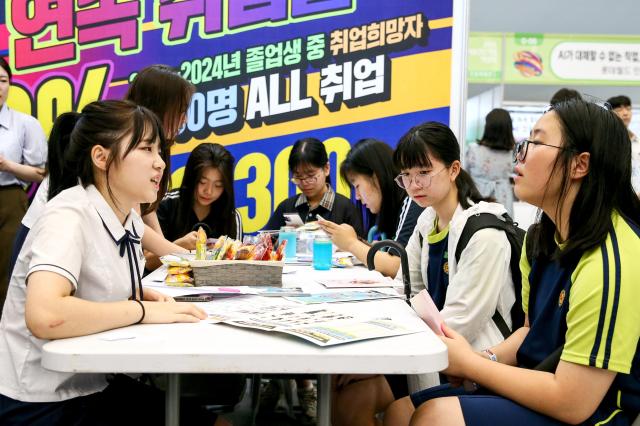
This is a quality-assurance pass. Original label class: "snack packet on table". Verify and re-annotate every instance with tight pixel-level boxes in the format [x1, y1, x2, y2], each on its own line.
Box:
[167, 266, 192, 275]
[215, 237, 234, 260]
[209, 235, 227, 260]
[195, 226, 207, 260]
[234, 244, 255, 260]
[225, 240, 242, 260]
[160, 255, 190, 268]
[165, 274, 194, 286]
[259, 233, 274, 260]
[274, 239, 287, 261]
[251, 242, 267, 260]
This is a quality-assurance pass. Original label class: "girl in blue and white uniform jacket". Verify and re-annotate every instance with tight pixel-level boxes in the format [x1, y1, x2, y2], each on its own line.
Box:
[0, 101, 226, 426]
[332, 122, 517, 426]
[400, 122, 516, 355]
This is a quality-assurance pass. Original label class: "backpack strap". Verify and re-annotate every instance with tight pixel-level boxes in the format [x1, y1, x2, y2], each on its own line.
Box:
[455, 213, 523, 339]
[534, 345, 564, 372]
[525, 223, 538, 266]
[491, 311, 512, 340]
[454, 213, 514, 263]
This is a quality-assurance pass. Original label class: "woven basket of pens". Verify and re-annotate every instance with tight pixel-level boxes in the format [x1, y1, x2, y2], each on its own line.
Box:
[189, 260, 284, 287]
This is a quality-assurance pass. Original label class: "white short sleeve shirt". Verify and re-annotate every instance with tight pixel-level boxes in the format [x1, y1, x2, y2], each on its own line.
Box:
[21, 176, 49, 229]
[631, 136, 640, 193]
[0, 104, 47, 186]
[0, 184, 145, 402]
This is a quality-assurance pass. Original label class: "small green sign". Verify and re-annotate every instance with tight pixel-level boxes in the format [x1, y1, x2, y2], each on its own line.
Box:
[468, 33, 502, 83]
[514, 33, 544, 47]
[469, 32, 640, 86]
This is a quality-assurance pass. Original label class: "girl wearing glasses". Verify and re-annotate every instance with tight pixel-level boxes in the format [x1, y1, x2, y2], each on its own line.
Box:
[389, 100, 640, 426]
[332, 122, 517, 426]
[264, 137, 363, 235]
[264, 137, 364, 420]
[318, 138, 424, 277]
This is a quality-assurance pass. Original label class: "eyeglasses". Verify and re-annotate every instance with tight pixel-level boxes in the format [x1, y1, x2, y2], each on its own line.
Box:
[513, 139, 574, 163]
[394, 167, 446, 189]
[291, 170, 322, 185]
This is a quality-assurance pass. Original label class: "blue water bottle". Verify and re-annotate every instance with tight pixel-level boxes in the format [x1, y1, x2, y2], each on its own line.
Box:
[312, 235, 332, 270]
[279, 226, 297, 261]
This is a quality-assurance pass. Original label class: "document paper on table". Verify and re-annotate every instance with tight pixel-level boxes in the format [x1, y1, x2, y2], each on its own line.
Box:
[202, 295, 422, 346]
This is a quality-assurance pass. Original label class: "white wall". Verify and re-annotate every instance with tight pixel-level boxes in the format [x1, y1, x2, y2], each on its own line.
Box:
[465, 86, 503, 145]
[470, 0, 638, 36]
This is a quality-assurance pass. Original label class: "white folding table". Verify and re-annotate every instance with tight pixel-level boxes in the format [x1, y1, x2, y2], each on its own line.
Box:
[42, 265, 448, 426]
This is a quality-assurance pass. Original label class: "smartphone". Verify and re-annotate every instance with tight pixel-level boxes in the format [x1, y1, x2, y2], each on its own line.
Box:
[283, 213, 304, 226]
[174, 294, 216, 302]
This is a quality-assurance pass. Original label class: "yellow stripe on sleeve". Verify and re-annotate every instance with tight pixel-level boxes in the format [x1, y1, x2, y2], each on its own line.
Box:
[520, 233, 531, 315]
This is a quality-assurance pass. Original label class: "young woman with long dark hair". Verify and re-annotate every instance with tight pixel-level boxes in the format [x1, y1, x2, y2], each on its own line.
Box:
[319, 138, 423, 277]
[157, 142, 241, 247]
[0, 100, 221, 425]
[465, 108, 516, 215]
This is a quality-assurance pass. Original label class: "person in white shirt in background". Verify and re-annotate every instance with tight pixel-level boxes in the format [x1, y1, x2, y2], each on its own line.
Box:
[0, 100, 232, 425]
[607, 95, 640, 196]
[0, 56, 47, 314]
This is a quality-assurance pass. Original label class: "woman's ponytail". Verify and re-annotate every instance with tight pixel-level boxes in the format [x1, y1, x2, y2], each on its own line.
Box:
[47, 112, 81, 201]
[456, 168, 493, 208]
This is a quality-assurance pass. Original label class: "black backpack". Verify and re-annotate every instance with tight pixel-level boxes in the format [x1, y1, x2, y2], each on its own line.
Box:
[454, 213, 526, 338]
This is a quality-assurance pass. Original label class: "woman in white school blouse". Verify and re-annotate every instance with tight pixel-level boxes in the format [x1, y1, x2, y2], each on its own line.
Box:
[0, 100, 231, 426]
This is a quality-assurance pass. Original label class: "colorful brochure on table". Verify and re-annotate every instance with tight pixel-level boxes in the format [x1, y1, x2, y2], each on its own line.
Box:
[316, 277, 396, 289]
[285, 290, 401, 304]
[146, 283, 307, 298]
[253, 287, 310, 297]
[202, 295, 421, 346]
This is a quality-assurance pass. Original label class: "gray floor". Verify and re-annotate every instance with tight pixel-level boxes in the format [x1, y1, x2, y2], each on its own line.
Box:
[224, 378, 314, 426]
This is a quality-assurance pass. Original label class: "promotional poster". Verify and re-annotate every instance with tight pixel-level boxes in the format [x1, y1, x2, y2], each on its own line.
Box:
[2, 1, 459, 232]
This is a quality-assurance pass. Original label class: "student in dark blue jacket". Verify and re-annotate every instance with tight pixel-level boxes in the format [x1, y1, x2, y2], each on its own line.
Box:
[319, 138, 423, 277]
